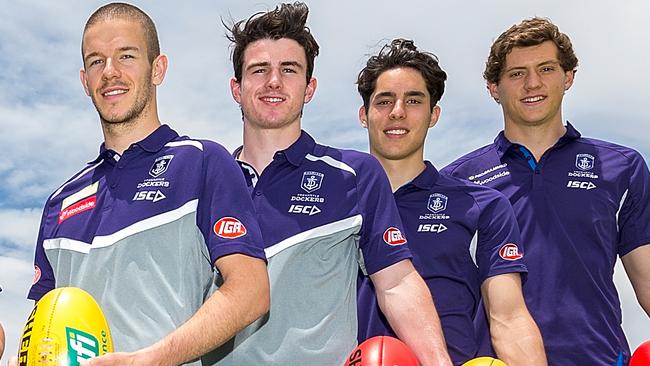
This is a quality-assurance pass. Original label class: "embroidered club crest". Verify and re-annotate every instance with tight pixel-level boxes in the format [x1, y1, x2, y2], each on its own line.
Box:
[149, 155, 174, 178]
[575, 154, 595, 171]
[427, 193, 448, 213]
[301, 171, 324, 193]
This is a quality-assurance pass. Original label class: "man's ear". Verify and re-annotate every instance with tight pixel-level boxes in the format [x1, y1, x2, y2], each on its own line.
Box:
[359, 106, 368, 128]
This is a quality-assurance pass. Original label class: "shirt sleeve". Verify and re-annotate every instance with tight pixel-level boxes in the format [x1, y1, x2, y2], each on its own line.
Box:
[356, 155, 412, 275]
[196, 141, 266, 265]
[474, 187, 528, 284]
[28, 205, 56, 301]
[618, 151, 650, 256]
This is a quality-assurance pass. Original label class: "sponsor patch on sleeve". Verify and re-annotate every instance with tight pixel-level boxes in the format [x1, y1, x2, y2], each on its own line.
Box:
[383, 227, 407, 246]
[499, 243, 523, 261]
[59, 196, 97, 223]
[33, 265, 41, 284]
[213, 217, 247, 239]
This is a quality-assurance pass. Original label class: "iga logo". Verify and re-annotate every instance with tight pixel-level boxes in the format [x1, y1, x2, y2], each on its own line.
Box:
[301, 171, 324, 193]
[66, 327, 99, 365]
[383, 227, 407, 246]
[288, 204, 321, 216]
[567, 180, 597, 190]
[32, 265, 41, 285]
[575, 154, 595, 171]
[132, 190, 166, 202]
[499, 243, 523, 261]
[149, 155, 174, 178]
[427, 193, 447, 213]
[213, 217, 247, 239]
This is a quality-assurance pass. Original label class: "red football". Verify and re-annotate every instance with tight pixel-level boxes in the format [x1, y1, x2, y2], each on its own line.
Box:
[345, 336, 419, 366]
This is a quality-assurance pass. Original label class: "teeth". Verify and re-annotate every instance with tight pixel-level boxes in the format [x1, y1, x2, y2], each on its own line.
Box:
[263, 97, 283, 103]
[523, 96, 544, 102]
[104, 90, 126, 96]
[386, 129, 407, 135]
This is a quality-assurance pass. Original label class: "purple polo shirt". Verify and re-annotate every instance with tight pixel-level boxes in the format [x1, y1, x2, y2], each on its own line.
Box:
[357, 161, 526, 365]
[216, 131, 412, 365]
[443, 122, 650, 366]
[28, 125, 265, 353]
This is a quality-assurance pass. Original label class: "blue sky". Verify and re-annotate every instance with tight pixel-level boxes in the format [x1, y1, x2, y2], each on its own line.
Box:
[1, 0, 648, 359]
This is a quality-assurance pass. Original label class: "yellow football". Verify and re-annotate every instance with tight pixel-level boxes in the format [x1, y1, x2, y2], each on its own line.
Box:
[18, 287, 113, 365]
[462, 356, 508, 366]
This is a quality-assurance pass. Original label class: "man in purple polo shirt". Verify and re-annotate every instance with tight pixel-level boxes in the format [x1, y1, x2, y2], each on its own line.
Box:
[355, 38, 546, 366]
[24, 3, 269, 366]
[211, 3, 451, 366]
[443, 18, 650, 365]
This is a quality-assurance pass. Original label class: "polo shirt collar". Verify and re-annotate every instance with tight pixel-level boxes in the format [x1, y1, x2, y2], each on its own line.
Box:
[404, 161, 440, 191]
[90, 124, 178, 163]
[232, 130, 316, 167]
[493, 121, 582, 158]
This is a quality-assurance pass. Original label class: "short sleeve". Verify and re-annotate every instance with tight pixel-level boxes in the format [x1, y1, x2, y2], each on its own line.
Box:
[475, 188, 528, 284]
[356, 155, 412, 275]
[28, 205, 56, 301]
[618, 151, 650, 256]
[196, 141, 266, 265]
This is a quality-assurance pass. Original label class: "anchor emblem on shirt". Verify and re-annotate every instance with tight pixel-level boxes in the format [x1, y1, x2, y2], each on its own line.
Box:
[575, 153, 595, 171]
[301, 171, 324, 193]
[427, 193, 448, 213]
[149, 155, 174, 178]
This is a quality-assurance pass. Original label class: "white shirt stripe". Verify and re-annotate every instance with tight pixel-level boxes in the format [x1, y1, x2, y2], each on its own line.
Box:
[51, 160, 104, 200]
[165, 140, 203, 151]
[44, 200, 198, 253]
[265, 215, 363, 258]
[305, 154, 356, 176]
[615, 189, 628, 231]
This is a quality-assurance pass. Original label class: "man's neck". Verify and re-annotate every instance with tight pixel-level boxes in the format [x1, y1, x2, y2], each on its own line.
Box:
[503, 119, 566, 161]
[102, 117, 161, 156]
[376, 154, 426, 192]
[239, 122, 302, 174]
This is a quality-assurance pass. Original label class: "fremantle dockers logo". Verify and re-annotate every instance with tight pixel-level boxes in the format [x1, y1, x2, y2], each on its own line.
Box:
[427, 193, 448, 213]
[575, 154, 595, 171]
[149, 155, 174, 178]
[301, 171, 324, 193]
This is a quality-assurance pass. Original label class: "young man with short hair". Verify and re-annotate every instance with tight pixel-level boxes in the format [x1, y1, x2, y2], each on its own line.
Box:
[443, 17, 650, 365]
[25, 3, 269, 365]
[356, 38, 546, 366]
[215, 3, 452, 365]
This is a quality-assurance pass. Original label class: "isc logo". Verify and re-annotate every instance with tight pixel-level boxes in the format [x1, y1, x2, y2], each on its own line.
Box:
[417, 223, 447, 233]
[288, 204, 321, 216]
[66, 327, 99, 365]
[566, 180, 596, 190]
[213, 217, 247, 239]
[132, 190, 166, 202]
[383, 227, 407, 246]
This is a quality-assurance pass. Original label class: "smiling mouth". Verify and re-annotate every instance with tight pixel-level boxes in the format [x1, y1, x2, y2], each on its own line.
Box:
[260, 96, 285, 103]
[521, 95, 545, 103]
[385, 128, 408, 135]
[102, 89, 128, 97]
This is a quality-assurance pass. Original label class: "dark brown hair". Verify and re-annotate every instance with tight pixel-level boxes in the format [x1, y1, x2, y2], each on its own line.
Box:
[225, 2, 319, 83]
[357, 38, 447, 111]
[484, 17, 578, 84]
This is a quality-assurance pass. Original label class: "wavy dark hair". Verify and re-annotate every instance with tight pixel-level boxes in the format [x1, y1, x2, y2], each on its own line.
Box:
[225, 2, 319, 83]
[357, 38, 447, 111]
[485, 17, 578, 84]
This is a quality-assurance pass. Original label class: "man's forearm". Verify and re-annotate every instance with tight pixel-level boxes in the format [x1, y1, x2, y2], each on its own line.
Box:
[490, 312, 546, 366]
[148, 255, 269, 365]
[373, 262, 452, 366]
